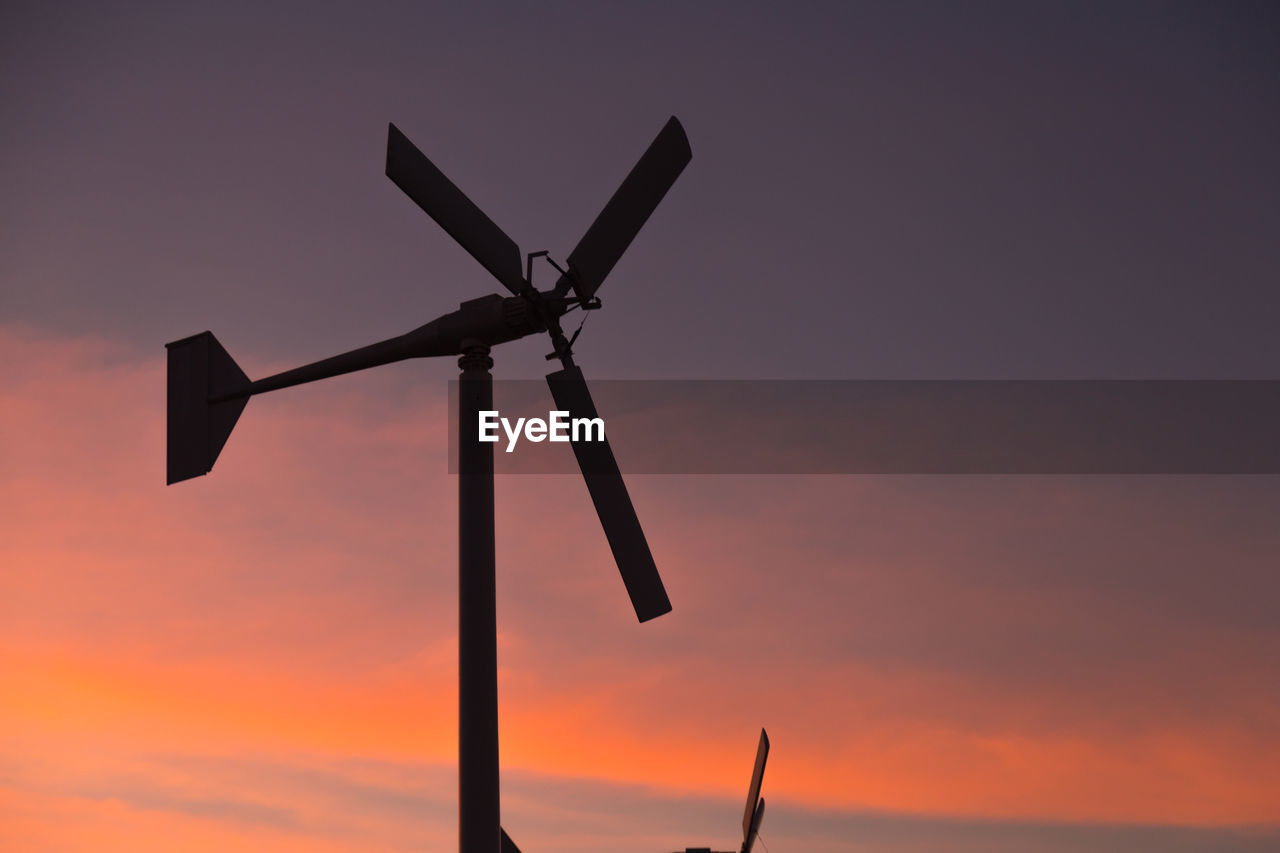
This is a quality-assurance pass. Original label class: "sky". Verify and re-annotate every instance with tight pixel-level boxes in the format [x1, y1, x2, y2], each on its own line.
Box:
[3, 1, 1280, 851]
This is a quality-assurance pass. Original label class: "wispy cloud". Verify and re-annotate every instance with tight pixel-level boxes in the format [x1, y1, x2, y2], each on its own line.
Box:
[3, 324, 1279, 850]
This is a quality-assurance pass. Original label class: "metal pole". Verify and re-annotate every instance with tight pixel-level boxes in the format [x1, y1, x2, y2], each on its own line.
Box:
[458, 341, 498, 853]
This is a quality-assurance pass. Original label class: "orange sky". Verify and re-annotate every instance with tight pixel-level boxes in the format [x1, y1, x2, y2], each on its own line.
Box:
[4, 324, 1279, 851]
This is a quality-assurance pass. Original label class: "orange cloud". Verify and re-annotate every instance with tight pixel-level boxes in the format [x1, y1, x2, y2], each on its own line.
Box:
[3, 324, 1280, 852]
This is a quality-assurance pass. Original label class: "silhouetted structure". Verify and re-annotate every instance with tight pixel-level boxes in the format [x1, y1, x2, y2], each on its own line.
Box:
[667, 728, 769, 853]
[498, 730, 769, 853]
[167, 118, 691, 852]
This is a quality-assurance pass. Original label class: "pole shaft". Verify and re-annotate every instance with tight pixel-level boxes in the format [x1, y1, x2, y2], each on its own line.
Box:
[457, 343, 498, 853]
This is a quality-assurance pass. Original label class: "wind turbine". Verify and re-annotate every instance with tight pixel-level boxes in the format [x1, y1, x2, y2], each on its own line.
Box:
[166, 116, 692, 853]
[670, 728, 770, 853]
[499, 730, 770, 853]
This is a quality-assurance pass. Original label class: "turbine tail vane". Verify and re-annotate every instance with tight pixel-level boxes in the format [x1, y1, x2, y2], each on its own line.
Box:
[166, 331, 250, 484]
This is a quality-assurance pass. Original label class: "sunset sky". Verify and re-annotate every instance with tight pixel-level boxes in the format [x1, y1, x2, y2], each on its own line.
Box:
[4, 2, 1280, 851]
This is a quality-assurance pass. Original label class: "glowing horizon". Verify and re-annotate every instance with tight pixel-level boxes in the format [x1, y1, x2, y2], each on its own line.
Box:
[3, 325, 1278, 850]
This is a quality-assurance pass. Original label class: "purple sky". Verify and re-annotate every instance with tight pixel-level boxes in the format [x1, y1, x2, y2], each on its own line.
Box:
[6, 1, 1279, 379]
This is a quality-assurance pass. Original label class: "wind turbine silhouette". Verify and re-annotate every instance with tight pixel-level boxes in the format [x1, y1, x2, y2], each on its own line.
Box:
[166, 117, 691, 852]
[500, 729, 769, 853]
[666, 728, 770, 853]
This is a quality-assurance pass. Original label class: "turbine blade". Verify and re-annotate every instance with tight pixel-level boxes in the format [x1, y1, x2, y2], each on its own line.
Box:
[500, 828, 522, 853]
[742, 798, 765, 853]
[385, 123, 525, 295]
[742, 729, 769, 842]
[557, 117, 691, 300]
[547, 366, 672, 622]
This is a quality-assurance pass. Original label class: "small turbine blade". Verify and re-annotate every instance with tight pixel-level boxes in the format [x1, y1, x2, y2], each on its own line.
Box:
[547, 366, 672, 622]
[500, 828, 522, 853]
[557, 116, 692, 300]
[742, 799, 765, 853]
[742, 729, 769, 843]
[385, 123, 525, 295]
